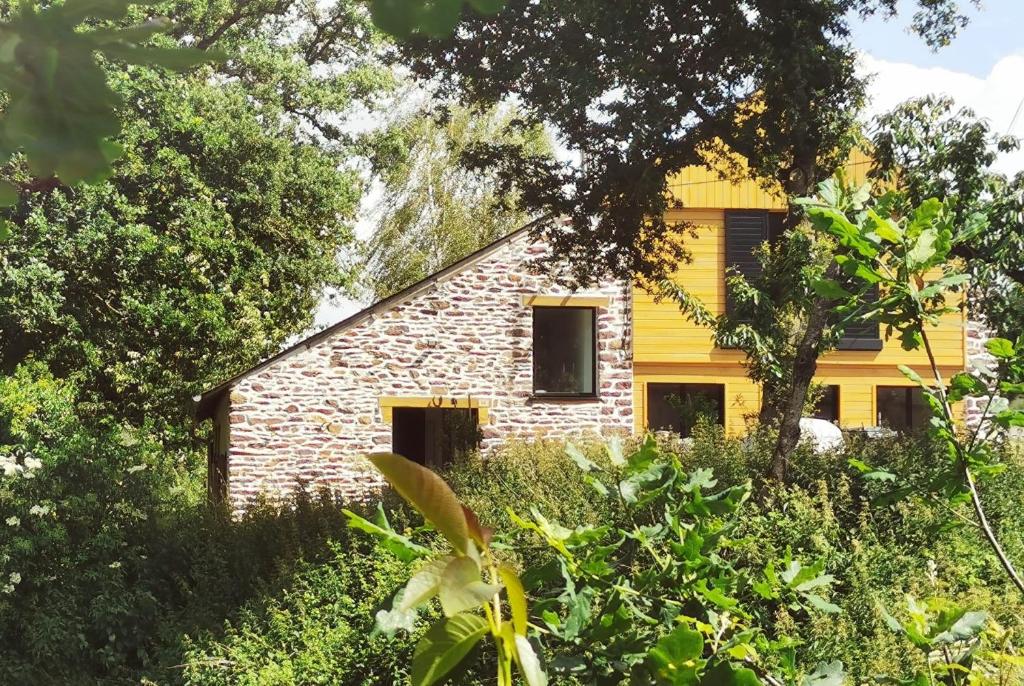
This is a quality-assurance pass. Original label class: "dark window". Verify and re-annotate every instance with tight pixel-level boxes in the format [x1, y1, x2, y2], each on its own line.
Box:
[533, 307, 597, 396]
[647, 383, 725, 438]
[726, 210, 882, 350]
[811, 385, 840, 423]
[834, 284, 882, 350]
[724, 210, 786, 317]
[876, 386, 930, 432]
[392, 407, 480, 469]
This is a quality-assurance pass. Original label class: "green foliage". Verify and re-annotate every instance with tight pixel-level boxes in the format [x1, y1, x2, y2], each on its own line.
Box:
[370, 0, 507, 38]
[179, 538, 415, 686]
[506, 436, 842, 685]
[394, 0, 975, 286]
[1, 0, 391, 445]
[362, 102, 551, 299]
[868, 96, 1024, 339]
[352, 452, 545, 686]
[0, 0, 216, 234]
[0, 363, 182, 681]
[800, 180, 1024, 595]
[0, 366, 416, 683]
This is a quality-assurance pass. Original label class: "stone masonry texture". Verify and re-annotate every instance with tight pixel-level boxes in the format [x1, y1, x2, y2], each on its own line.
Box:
[222, 233, 634, 509]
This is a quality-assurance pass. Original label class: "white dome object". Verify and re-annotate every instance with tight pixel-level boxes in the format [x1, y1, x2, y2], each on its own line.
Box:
[798, 417, 845, 453]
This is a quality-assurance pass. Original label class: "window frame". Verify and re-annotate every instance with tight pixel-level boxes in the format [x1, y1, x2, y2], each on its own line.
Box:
[645, 382, 726, 438]
[811, 385, 841, 423]
[875, 385, 928, 432]
[531, 305, 600, 399]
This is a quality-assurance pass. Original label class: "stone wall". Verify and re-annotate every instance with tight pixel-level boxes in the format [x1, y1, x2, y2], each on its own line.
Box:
[965, 316, 997, 429]
[964, 313, 1021, 440]
[222, 233, 634, 509]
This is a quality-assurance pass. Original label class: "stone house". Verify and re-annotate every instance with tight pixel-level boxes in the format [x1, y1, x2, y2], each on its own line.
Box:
[198, 155, 990, 510]
[197, 225, 635, 507]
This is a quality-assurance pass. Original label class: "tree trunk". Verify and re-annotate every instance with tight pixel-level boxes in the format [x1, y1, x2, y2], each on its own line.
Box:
[769, 293, 830, 480]
[768, 159, 823, 481]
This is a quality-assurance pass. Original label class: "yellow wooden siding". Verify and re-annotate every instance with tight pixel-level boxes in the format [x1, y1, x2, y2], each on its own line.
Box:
[635, 363, 962, 435]
[634, 147, 966, 435]
[633, 208, 966, 369]
[665, 149, 873, 210]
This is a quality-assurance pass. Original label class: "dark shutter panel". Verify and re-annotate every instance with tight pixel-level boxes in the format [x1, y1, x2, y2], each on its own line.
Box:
[725, 211, 768, 317]
[836, 284, 883, 350]
[767, 211, 786, 244]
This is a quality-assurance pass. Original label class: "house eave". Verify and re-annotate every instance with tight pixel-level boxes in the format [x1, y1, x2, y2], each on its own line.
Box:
[194, 218, 547, 421]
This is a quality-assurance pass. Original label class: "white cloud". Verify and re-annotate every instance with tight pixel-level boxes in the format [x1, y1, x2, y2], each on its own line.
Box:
[858, 52, 1024, 176]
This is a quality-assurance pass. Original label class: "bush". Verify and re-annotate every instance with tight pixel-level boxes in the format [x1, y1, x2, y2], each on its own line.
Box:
[3, 378, 1022, 686]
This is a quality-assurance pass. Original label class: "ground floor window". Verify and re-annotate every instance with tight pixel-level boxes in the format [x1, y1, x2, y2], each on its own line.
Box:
[876, 386, 930, 432]
[392, 407, 481, 469]
[811, 385, 840, 423]
[646, 383, 725, 438]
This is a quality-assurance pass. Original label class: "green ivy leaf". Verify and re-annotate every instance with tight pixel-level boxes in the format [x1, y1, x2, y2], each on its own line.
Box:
[411, 614, 489, 686]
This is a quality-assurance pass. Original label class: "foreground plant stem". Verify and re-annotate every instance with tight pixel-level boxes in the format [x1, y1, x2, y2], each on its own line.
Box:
[920, 326, 1024, 595]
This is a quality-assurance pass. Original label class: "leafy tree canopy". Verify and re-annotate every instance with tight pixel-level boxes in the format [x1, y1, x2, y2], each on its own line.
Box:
[393, 0, 977, 284]
[868, 96, 1024, 338]
[362, 102, 551, 299]
[0, 0, 392, 443]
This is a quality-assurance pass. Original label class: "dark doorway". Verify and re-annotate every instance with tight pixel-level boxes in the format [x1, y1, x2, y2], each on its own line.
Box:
[392, 407, 480, 469]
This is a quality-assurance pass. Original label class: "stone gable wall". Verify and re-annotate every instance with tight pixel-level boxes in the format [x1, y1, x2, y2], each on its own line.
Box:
[223, 234, 634, 509]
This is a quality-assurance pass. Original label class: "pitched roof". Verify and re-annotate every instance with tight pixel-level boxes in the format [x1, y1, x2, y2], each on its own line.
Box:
[195, 219, 543, 420]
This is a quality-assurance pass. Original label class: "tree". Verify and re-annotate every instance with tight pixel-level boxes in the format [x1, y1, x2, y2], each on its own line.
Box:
[0, 0, 392, 445]
[0, 0, 215, 234]
[362, 102, 551, 299]
[391, 0, 975, 479]
[868, 96, 1024, 339]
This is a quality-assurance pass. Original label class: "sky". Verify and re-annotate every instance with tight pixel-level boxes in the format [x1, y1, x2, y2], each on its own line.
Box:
[310, 1, 1024, 331]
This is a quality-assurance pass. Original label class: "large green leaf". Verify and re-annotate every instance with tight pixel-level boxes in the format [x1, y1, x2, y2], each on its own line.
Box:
[343, 505, 430, 561]
[400, 556, 453, 611]
[438, 556, 499, 616]
[906, 229, 938, 269]
[947, 372, 988, 402]
[701, 660, 761, 685]
[412, 613, 490, 686]
[648, 625, 703, 679]
[498, 565, 528, 635]
[810, 278, 852, 300]
[368, 452, 470, 553]
[514, 634, 548, 686]
[985, 338, 1016, 359]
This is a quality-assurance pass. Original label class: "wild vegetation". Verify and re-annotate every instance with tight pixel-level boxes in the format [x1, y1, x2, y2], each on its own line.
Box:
[2, 0, 1023, 684]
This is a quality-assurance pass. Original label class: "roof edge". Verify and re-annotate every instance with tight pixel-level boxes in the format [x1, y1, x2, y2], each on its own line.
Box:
[195, 218, 547, 420]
